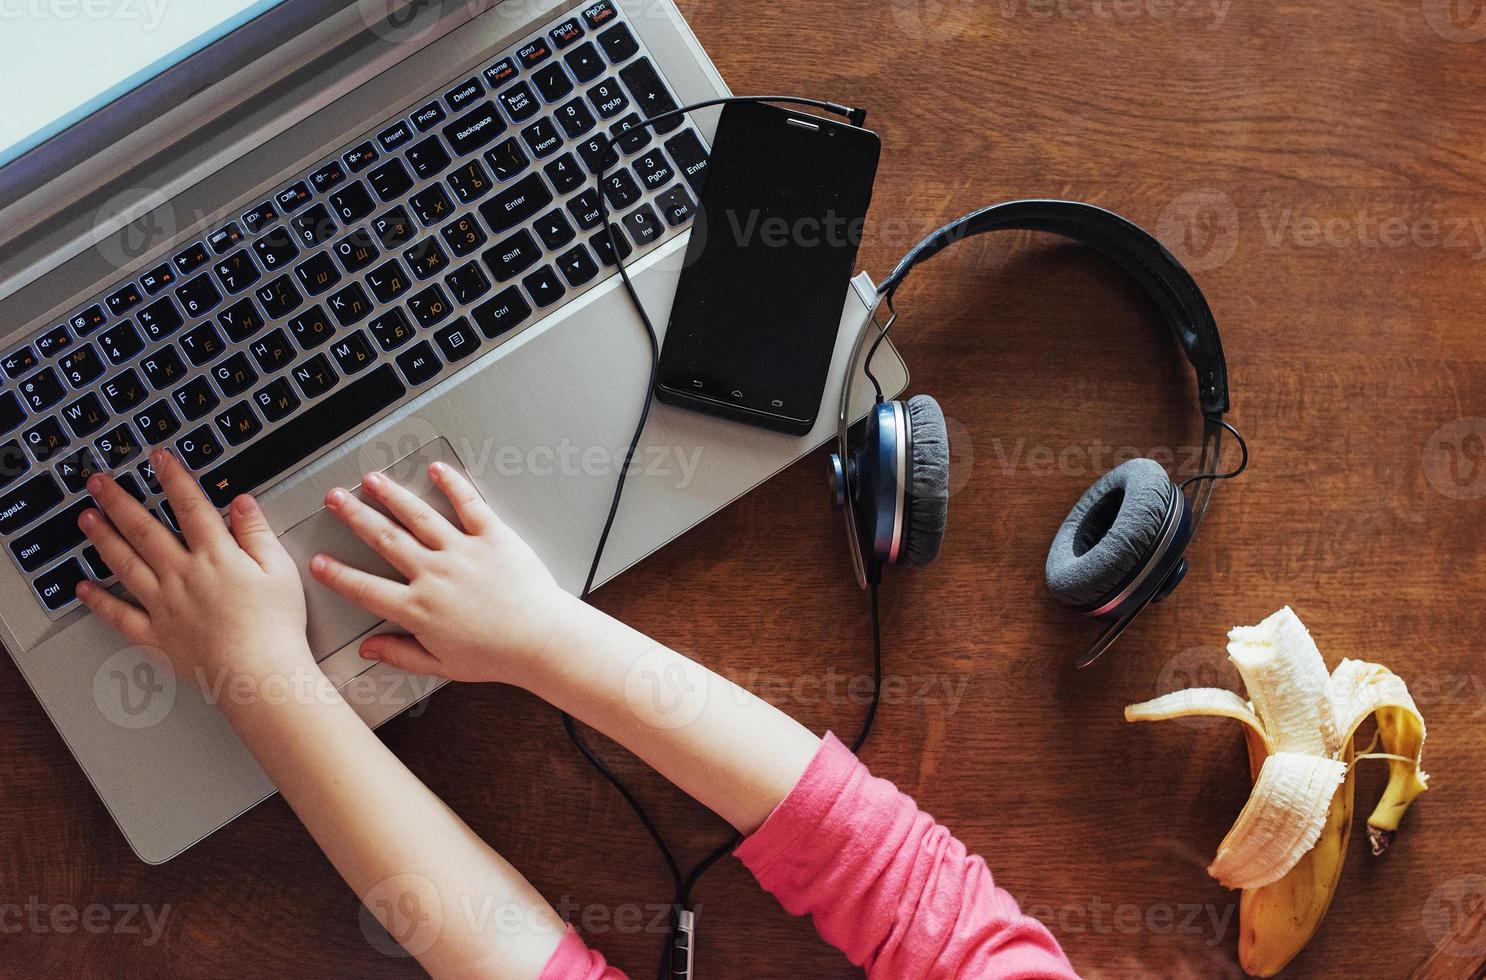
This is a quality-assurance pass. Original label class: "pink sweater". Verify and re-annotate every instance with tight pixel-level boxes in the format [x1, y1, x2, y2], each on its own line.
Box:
[540, 733, 1078, 978]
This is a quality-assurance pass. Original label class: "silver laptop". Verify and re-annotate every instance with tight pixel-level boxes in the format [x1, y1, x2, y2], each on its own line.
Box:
[0, 0, 905, 862]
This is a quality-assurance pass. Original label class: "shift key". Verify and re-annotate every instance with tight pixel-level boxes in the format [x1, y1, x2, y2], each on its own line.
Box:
[479, 173, 553, 234]
[11, 498, 90, 573]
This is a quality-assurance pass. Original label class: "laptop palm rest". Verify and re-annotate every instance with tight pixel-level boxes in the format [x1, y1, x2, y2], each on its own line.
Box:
[274, 437, 465, 680]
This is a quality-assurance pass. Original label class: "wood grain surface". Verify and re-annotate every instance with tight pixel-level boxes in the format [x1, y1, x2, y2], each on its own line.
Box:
[3, 0, 1485, 977]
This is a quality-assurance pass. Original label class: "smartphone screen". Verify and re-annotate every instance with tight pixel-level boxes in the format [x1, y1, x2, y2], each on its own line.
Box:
[656, 102, 880, 434]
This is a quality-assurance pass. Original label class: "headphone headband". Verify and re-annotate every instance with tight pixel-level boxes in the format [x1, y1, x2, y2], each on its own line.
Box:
[879, 199, 1230, 416]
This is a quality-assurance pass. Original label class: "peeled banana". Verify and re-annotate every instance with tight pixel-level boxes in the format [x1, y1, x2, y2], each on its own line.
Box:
[1125, 607, 1429, 976]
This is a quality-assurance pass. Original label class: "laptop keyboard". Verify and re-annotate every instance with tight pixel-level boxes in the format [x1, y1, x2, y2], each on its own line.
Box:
[0, 1, 709, 616]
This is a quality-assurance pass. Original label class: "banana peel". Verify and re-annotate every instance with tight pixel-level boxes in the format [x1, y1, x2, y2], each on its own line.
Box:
[1125, 607, 1430, 976]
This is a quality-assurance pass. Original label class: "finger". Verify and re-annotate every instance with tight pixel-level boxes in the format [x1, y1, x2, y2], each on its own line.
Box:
[76, 581, 156, 646]
[324, 487, 425, 576]
[228, 495, 291, 572]
[362, 470, 454, 549]
[360, 633, 445, 676]
[309, 553, 411, 622]
[78, 508, 158, 597]
[429, 461, 500, 536]
[87, 471, 182, 569]
[154, 449, 232, 551]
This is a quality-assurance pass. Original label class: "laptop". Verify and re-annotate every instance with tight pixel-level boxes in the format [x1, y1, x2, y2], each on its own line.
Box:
[0, 0, 906, 863]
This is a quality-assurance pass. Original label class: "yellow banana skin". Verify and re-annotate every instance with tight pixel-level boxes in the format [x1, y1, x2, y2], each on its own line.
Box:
[1365, 704, 1429, 855]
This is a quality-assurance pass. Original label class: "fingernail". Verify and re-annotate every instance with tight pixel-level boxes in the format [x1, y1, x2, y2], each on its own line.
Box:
[363, 471, 383, 488]
[75, 581, 92, 599]
[429, 461, 448, 478]
[78, 509, 98, 529]
[309, 554, 327, 574]
[86, 474, 105, 495]
[233, 495, 253, 514]
[360, 642, 380, 660]
[326, 488, 346, 507]
[150, 448, 166, 467]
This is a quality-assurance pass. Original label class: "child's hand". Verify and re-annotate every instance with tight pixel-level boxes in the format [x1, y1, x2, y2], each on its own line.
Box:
[308, 462, 581, 687]
[76, 450, 313, 685]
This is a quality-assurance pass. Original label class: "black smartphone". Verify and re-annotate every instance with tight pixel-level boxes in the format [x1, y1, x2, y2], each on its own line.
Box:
[655, 102, 880, 435]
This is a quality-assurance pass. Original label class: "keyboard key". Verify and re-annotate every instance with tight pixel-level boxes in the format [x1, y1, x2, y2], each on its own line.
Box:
[218, 298, 265, 343]
[408, 285, 453, 328]
[498, 82, 540, 123]
[582, 1, 618, 29]
[483, 57, 518, 89]
[214, 251, 262, 294]
[69, 306, 107, 336]
[3, 346, 38, 380]
[96, 321, 143, 365]
[106, 283, 143, 317]
[330, 181, 377, 223]
[330, 330, 377, 376]
[665, 129, 709, 193]
[0, 474, 65, 537]
[610, 113, 651, 153]
[292, 354, 338, 399]
[95, 422, 143, 467]
[484, 137, 530, 182]
[404, 238, 451, 280]
[656, 184, 696, 226]
[565, 41, 606, 84]
[59, 343, 105, 388]
[567, 189, 604, 230]
[333, 228, 381, 272]
[11, 497, 87, 573]
[173, 242, 212, 276]
[294, 251, 342, 296]
[633, 148, 674, 190]
[483, 229, 543, 282]
[622, 203, 662, 246]
[310, 160, 348, 193]
[100, 369, 147, 413]
[344, 141, 380, 173]
[443, 102, 507, 155]
[242, 201, 280, 234]
[156, 503, 179, 532]
[544, 152, 585, 194]
[36, 325, 71, 358]
[600, 169, 643, 211]
[534, 209, 576, 250]
[212, 352, 258, 397]
[35, 558, 87, 610]
[133, 400, 181, 445]
[201, 364, 405, 507]
[448, 159, 494, 204]
[141, 345, 187, 390]
[172, 377, 219, 421]
[213, 401, 262, 446]
[253, 227, 300, 270]
[587, 77, 629, 119]
[250, 330, 296, 374]
[139, 263, 176, 295]
[556, 244, 600, 287]
[411, 100, 448, 132]
[291, 203, 338, 247]
[328, 283, 373, 327]
[177, 272, 223, 317]
[61, 393, 108, 438]
[523, 265, 566, 308]
[138, 296, 186, 341]
[445, 262, 492, 305]
[444, 76, 485, 111]
[591, 224, 634, 266]
[176, 426, 224, 470]
[369, 308, 416, 352]
[180, 323, 226, 367]
[407, 136, 452, 181]
[378, 119, 413, 153]
[366, 260, 412, 304]
[521, 117, 563, 158]
[471, 287, 531, 339]
[479, 173, 554, 234]
[289, 306, 336, 351]
[518, 38, 552, 69]
[551, 17, 584, 48]
[0, 440, 30, 490]
[23, 417, 69, 461]
[556, 97, 598, 139]
[209, 222, 246, 254]
[576, 132, 618, 174]
[20, 368, 65, 411]
[396, 341, 443, 387]
[257, 274, 305, 319]
[441, 213, 489, 259]
[411, 184, 455, 226]
[276, 181, 313, 214]
[619, 58, 682, 134]
[0, 392, 23, 435]
[373, 206, 417, 249]
[597, 22, 639, 63]
[253, 378, 300, 423]
[434, 318, 480, 362]
[82, 545, 112, 579]
[533, 62, 574, 103]
[55, 446, 99, 493]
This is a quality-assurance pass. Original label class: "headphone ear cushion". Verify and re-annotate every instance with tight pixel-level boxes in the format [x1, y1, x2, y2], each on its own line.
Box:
[901, 394, 950, 567]
[1044, 458, 1174, 609]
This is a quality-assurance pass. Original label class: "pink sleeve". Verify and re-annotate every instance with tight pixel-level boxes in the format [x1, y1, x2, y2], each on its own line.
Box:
[537, 925, 626, 980]
[733, 733, 1079, 979]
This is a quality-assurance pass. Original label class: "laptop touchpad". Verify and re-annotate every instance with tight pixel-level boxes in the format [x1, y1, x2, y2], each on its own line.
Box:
[276, 438, 469, 662]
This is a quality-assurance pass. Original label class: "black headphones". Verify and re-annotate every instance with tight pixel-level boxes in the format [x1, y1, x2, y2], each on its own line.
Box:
[829, 199, 1247, 667]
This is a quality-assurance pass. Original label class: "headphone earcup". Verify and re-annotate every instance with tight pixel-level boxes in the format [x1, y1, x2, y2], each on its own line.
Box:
[901, 394, 950, 566]
[1044, 458, 1176, 610]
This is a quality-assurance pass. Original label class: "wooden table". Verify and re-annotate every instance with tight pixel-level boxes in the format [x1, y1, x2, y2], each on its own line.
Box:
[4, 1, 1484, 976]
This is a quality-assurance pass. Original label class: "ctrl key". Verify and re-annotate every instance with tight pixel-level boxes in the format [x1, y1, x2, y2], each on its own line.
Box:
[35, 557, 87, 610]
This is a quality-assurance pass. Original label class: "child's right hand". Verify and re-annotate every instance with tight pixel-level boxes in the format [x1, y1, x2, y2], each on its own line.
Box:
[309, 462, 583, 687]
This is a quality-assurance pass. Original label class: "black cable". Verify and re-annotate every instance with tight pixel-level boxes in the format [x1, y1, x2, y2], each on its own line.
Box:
[559, 95, 877, 979]
[1178, 417, 1249, 491]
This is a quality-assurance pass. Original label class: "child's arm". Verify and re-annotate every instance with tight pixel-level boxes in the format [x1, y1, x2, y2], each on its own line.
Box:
[77, 453, 568, 979]
[312, 464, 1078, 978]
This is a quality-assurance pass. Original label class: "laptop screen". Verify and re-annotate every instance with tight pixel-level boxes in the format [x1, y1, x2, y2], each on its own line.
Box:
[0, 0, 290, 168]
